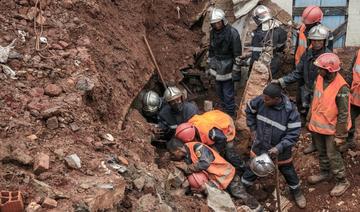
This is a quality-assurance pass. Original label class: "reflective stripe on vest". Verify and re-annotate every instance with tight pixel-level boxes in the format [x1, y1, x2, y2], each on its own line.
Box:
[186, 142, 235, 190]
[351, 50, 360, 106]
[295, 24, 307, 65]
[209, 69, 232, 81]
[308, 74, 351, 135]
[188, 110, 236, 146]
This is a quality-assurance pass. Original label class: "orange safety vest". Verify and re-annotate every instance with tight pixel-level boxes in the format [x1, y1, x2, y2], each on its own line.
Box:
[351, 50, 360, 106]
[295, 24, 307, 65]
[188, 110, 236, 146]
[186, 142, 235, 190]
[308, 74, 351, 135]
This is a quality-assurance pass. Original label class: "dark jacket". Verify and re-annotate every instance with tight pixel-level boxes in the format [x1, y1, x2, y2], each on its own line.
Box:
[209, 24, 242, 81]
[158, 102, 199, 139]
[184, 143, 215, 171]
[245, 94, 301, 161]
[279, 48, 332, 108]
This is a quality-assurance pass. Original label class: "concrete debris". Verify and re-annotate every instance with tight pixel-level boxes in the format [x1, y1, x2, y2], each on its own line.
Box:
[69, 122, 80, 132]
[0, 145, 11, 162]
[1, 64, 17, 79]
[0, 39, 16, 63]
[46, 116, 59, 130]
[76, 77, 94, 91]
[166, 168, 186, 189]
[41, 106, 63, 119]
[11, 148, 33, 165]
[205, 184, 236, 212]
[65, 154, 82, 169]
[25, 202, 41, 212]
[27, 134, 38, 141]
[99, 161, 111, 175]
[233, 0, 260, 19]
[134, 194, 158, 211]
[97, 184, 114, 190]
[42, 197, 58, 209]
[33, 152, 50, 175]
[133, 176, 146, 191]
[159, 203, 173, 212]
[44, 84, 63, 97]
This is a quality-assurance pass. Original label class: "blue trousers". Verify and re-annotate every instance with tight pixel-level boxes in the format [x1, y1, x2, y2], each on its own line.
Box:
[215, 80, 235, 117]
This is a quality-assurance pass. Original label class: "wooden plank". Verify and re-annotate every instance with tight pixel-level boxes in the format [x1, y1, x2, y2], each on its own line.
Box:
[292, 6, 348, 16]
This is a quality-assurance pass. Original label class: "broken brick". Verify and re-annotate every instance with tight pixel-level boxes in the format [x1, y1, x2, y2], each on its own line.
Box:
[33, 153, 50, 175]
[42, 197, 57, 209]
[44, 84, 62, 97]
[0, 191, 24, 212]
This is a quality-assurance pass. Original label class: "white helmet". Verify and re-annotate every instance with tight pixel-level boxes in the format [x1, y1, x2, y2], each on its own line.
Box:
[210, 8, 228, 25]
[252, 5, 272, 25]
[308, 24, 330, 40]
[142, 90, 161, 114]
[164, 86, 182, 103]
[249, 153, 275, 177]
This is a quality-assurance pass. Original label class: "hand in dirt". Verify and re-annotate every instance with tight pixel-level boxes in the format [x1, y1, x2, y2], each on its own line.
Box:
[271, 79, 280, 84]
[268, 147, 279, 157]
[334, 137, 345, 146]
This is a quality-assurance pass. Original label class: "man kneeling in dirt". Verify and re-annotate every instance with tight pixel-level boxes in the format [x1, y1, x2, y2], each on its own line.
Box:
[154, 86, 199, 141]
[167, 138, 262, 211]
[242, 83, 306, 208]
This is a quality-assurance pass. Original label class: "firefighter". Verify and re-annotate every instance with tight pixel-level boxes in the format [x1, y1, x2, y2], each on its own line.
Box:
[141, 90, 163, 123]
[249, 5, 287, 76]
[154, 86, 199, 140]
[175, 110, 245, 173]
[273, 24, 332, 154]
[307, 53, 351, 197]
[167, 138, 262, 211]
[341, 49, 360, 152]
[241, 83, 306, 208]
[294, 5, 333, 65]
[208, 8, 242, 117]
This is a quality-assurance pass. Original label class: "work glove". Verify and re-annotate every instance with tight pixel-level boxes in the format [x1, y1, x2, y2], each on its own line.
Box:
[334, 137, 345, 146]
[268, 147, 279, 158]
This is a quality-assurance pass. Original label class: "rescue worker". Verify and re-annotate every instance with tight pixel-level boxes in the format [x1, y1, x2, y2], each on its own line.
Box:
[167, 138, 262, 211]
[341, 49, 360, 152]
[208, 8, 242, 117]
[175, 110, 245, 173]
[272, 24, 332, 154]
[141, 90, 163, 123]
[249, 5, 287, 76]
[307, 53, 351, 197]
[155, 86, 199, 140]
[241, 83, 306, 209]
[294, 5, 333, 65]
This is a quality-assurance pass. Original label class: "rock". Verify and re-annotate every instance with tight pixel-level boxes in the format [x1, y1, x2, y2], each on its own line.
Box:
[76, 77, 94, 91]
[337, 201, 345, 206]
[348, 150, 357, 157]
[46, 116, 59, 129]
[309, 188, 315, 192]
[143, 178, 156, 193]
[133, 176, 146, 191]
[44, 84, 62, 97]
[41, 106, 62, 118]
[54, 149, 65, 159]
[0, 145, 11, 162]
[69, 122, 80, 132]
[42, 197, 57, 209]
[205, 184, 236, 212]
[33, 153, 50, 175]
[25, 202, 41, 212]
[27, 134, 38, 141]
[11, 148, 33, 165]
[117, 156, 129, 165]
[101, 133, 114, 142]
[29, 87, 44, 97]
[58, 41, 69, 48]
[65, 154, 81, 169]
[134, 194, 158, 211]
[159, 203, 173, 212]
[167, 168, 186, 189]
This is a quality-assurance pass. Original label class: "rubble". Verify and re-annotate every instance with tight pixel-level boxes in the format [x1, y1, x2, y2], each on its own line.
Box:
[42, 197, 58, 209]
[205, 184, 236, 212]
[133, 176, 146, 191]
[44, 84, 63, 97]
[25, 202, 41, 212]
[64, 154, 81, 169]
[0, 191, 24, 212]
[33, 153, 50, 175]
[11, 148, 33, 165]
[46, 116, 59, 129]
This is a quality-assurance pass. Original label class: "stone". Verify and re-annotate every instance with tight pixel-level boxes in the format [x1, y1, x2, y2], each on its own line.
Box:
[27, 7, 38, 20]
[33, 153, 50, 175]
[101, 133, 114, 142]
[42, 197, 57, 209]
[46, 116, 59, 129]
[134, 194, 158, 211]
[44, 84, 62, 97]
[159, 203, 173, 212]
[54, 149, 65, 158]
[58, 41, 69, 48]
[167, 168, 186, 189]
[69, 122, 80, 132]
[29, 87, 44, 97]
[11, 148, 33, 165]
[205, 184, 236, 212]
[0, 145, 11, 162]
[50, 43, 63, 50]
[133, 176, 146, 191]
[25, 202, 41, 212]
[65, 154, 81, 169]
[41, 106, 62, 118]
[117, 156, 129, 165]
[76, 77, 94, 91]
[27, 134, 38, 141]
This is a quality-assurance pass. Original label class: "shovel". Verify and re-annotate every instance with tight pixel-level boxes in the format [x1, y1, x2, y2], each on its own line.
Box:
[274, 157, 282, 212]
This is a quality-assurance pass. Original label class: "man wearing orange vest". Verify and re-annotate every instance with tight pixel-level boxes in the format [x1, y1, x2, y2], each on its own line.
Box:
[175, 110, 245, 173]
[294, 5, 333, 65]
[166, 138, 262, 211]
[341, 50, 360, 152]
[307, 53, 351, 197]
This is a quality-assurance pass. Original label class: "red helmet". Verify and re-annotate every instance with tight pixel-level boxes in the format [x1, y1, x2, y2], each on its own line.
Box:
[314, 53, 341, 73]
[175, 123, 196, 143]
[302, 5, 323, 25]
[188, 172, 208, 191]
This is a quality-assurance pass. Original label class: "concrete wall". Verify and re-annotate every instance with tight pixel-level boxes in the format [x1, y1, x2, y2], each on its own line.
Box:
[271, 0, 292, 15]
[346, 0, 360, 46]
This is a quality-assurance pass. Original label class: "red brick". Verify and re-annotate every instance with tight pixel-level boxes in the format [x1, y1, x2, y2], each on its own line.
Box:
[0, 191, 24, 212]
[33, 153, 50, 175]
[42, 197, 57, 209]
[44, 84, 62, 97]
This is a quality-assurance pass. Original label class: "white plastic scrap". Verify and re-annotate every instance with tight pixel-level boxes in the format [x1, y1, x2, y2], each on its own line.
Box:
[0, 39, 16, 63]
